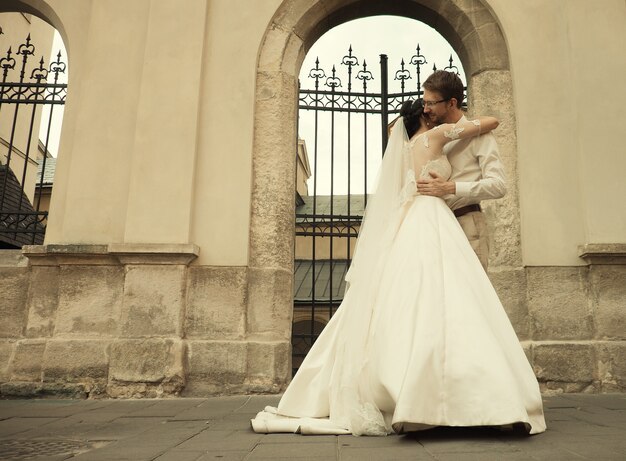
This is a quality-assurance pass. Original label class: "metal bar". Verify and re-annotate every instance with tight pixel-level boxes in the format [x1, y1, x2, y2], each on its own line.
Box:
[35, 88, 57, 215]
[310, 58, 323, 348]
[0, 95, 23, 212]
[328, 65, 337, 322]
[380, 54, 389, 153]
[1, 37, 31, 213]
[16, 86, 40, 214]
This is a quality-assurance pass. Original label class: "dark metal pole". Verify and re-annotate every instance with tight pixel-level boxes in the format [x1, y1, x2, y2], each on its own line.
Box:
[380, 54, 389, 153]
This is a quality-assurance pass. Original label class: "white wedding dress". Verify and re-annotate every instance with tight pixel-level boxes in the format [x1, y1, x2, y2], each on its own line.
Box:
[251, 119, 546, 436]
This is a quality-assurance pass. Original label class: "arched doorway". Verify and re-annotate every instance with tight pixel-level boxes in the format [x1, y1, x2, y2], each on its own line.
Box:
[293, 17, 468, 373]
[248, 0, 516, 386]
[0, 4, 68, 248]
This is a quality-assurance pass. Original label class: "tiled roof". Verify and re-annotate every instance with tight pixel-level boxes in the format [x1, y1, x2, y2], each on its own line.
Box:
[0, 164, 45, 248]
[35, 157, 56, 186]
[294, 259, 349, 302]
[296, 195, 367, 223]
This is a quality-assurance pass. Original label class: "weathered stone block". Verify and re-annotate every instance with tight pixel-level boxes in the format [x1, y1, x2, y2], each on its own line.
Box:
[257, 24, 292, 73]
[282, 30, 305, 75]
[109, 338, 185, 385]
[469, 70, 520, 269]
[520, 341, 532, 366]
[0, 382, 42, 397]
[185, 266, 246, 339]
[186, 340, 247, 384]
[439, 0, 496, 44]
[25, 266, 59, 338]
[42, 339, 109, 383]
[533, 342, 596, 388]
[250, 70, 297, 271]
[0, 267, 29, 338]
[527, 267, 593, 340]
[590, 265, 626, 340]
[120, 265, 185, 337]
[9, 340, 46, 381]
[489, 269, 529, 339]
[247, 340, 290, 393]
[596, 341, 626, 392]
[463, 23, 510, 72]
[56, 265, 124, 336]
[271, 0, 318, 37]
[0, 340, 16, 381]
[246, 268, 293, 340]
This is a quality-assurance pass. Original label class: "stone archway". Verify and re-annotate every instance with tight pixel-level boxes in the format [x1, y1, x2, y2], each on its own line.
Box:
[247, 0, 520, 373]
[0, 0, 67, 45]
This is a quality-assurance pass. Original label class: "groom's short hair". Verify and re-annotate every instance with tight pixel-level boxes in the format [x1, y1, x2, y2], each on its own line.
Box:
[423, 71, 464, 108]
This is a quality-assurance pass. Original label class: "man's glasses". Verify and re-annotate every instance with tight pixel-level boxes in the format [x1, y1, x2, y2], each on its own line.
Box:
[423, 98, 449, 108]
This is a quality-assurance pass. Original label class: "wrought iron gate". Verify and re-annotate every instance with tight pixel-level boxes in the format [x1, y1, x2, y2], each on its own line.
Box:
[0, 32, 67, 248]
[293, 45, 463, 374]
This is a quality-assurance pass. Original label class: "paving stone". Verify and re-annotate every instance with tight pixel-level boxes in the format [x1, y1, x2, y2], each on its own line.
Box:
[564, 393, 626, 410]
[0, 395, 625, 460]
[80, 416, 163, 440]
[339, 445, 434, 460]
[126, 398, 206, 417]
[176, 429, 263, 452]
[171, 396, 248, 420]
[204, 412, 258, 431]
[154, 451, 204, 461]
[260, 434, 338, 444]
[248, 441, 336, 459]
[0, 399, 85, 418]
[234, 394, 280, 413]
[0, 417, 58, 437]
[556, 437, 625, 460]
[432, 452, 543, 461]
[196, 452, 248, 461]
[338, 434, 418, 447]
[418, 438, 520, 454]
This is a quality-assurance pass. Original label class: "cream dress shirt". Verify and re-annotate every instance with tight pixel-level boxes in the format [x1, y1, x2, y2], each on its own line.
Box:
[442, 115, 507, 210]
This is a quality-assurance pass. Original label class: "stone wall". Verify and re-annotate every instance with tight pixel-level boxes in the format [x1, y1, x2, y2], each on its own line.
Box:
[0, 246, 289, 398]
[0, 245, 624, 398]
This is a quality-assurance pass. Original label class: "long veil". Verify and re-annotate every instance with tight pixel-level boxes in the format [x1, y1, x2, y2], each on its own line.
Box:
[328, 118, 416, 435]
[344, 117, 414, 289]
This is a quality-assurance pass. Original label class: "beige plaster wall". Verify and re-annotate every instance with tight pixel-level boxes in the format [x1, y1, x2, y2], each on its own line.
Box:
[490, 0, 626, 266]
[33, 0, 281, 265]
[32, 0, 623, 268]
[190, 0, 281, 266]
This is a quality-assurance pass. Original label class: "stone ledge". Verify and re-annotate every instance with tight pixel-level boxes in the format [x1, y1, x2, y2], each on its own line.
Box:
[22, 243, 200, 266]
[578, 243, 626, 265]
[0, 250, 28, 267]
[22, 244, 115, 266]
[108, 243, 199, 265]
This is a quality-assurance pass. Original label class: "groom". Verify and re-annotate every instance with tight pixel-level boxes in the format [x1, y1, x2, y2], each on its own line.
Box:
[417, 70, 506, 270]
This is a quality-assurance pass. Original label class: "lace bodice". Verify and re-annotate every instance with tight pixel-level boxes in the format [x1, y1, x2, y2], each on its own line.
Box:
[399, 133, 452, 205]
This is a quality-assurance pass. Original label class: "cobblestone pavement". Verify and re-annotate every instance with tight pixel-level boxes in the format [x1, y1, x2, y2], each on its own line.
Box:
[0, 394, 624, 460]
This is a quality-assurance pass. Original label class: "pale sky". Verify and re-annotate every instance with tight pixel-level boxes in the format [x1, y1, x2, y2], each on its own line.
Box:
[298, 16, 466, 196]
[38, 31, 67, 158]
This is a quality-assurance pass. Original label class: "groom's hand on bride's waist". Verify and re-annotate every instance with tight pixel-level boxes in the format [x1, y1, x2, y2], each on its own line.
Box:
[417, 171, 456, 197]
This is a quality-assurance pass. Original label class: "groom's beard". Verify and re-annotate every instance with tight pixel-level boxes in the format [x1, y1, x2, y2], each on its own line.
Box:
[428, 113, 446, 126]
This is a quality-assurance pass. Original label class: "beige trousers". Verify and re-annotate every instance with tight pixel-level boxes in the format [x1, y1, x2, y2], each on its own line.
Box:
[456, 210, 489, 271]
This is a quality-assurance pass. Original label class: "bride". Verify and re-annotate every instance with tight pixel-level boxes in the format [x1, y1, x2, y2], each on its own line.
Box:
[251, 99, 546, 436]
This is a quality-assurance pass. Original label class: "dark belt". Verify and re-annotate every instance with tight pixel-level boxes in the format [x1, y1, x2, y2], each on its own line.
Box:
[454, 204, 481, 218]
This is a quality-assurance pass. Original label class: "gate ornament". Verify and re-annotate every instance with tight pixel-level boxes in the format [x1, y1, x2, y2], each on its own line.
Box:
[0, 33, 68, 248]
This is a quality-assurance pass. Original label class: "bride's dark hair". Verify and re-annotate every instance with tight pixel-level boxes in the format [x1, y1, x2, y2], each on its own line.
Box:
[399, 99, 424, 138]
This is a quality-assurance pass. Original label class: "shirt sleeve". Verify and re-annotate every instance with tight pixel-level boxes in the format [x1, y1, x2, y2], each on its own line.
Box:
[453, 133, 507, 200]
